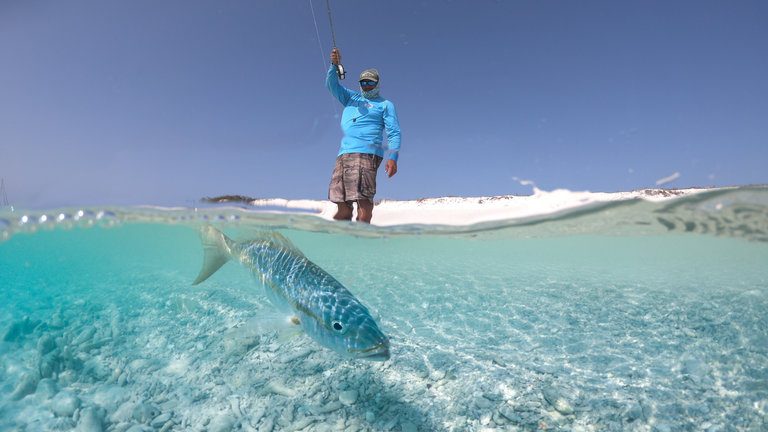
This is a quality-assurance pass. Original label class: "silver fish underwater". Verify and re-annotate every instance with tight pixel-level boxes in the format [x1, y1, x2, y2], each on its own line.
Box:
[193, 225, 390, 361]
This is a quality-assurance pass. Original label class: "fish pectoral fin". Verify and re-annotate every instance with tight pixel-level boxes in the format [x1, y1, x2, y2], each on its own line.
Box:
[193, 225, 234, 285]
[240, 312, 303, 342]
[274, 315, 303, 342]
[276, 327, 303, 343]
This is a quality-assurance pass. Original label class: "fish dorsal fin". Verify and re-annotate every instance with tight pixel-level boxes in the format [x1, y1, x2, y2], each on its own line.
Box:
[261, 231, 304, 256]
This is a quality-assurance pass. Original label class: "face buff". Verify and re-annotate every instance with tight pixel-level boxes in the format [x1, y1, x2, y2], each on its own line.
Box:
[359, 68, 380, 99]
[361, 86, 380, 99]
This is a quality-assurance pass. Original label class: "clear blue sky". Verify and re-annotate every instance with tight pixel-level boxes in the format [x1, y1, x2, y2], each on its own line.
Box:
[1, 1, 766, 208]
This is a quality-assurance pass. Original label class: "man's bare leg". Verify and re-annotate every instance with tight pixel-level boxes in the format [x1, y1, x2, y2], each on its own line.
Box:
[333, 202, 353, 221]
[356, 199, 374, 223]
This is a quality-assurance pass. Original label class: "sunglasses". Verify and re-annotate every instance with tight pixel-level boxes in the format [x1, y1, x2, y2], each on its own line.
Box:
[359, 80, 378, 87]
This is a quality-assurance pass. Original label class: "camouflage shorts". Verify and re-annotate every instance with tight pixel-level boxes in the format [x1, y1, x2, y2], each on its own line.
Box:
[328, 153, 383, 203]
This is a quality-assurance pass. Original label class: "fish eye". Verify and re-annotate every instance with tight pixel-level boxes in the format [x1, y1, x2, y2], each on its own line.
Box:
[332, 321, 344, 332]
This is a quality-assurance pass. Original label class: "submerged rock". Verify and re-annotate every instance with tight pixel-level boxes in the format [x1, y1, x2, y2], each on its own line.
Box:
[77, 406, 105, 432]
[474, 395, 493, 409]
[36, 377, 59, 399]
[259, 416, 276, 432]
[383, 415, 400, 430]
[82, 337, 113, 352]
[39, 351, 60, 378]
[279, 404, 295, 427]
[37, 333, 57, 355]
[50, 312, 67, 329]
[110, 310, 121, 339]
[82, 358, 111, 381]
[3, 316, 41, 342]
[208, 413, 237, 432]
[542, 386, 574, 415]
[681, 357, 711, 384]
[339, 389, 359, 406]
[309, 401, 343, 415]
[150, 412, 172, 428]
[58, 369, 78, 386]
[124, 425, 153, 432]
[267, 381, 297, 397]
[131, 402, 161, 424]
[91, 384, 130, 413]
[73, 326, 97, 346]
[117, 371, 128, 386]
[11, 371, 40, 400]
[498, 405, 523, 423]
[51, 417, 78, 430]
[52, 391, 81, 417]
[110, 401, 137, 423]
[287, 416, 317, 431]
[625, 401, 644, 422]
[429, 369, 446, 381]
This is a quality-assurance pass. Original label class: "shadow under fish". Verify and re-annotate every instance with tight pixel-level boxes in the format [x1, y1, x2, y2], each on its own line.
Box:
[193, 225, 390, 361]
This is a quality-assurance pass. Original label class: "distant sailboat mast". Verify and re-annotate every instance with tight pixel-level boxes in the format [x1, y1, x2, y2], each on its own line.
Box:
[1, 178, 10, 207]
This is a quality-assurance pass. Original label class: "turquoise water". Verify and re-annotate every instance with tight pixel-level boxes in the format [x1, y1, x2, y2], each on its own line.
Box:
[1, 187, 767, 431]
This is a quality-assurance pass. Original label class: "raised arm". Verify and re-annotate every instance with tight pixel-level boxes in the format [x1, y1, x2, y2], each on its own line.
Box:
[326, 48, 352, 106]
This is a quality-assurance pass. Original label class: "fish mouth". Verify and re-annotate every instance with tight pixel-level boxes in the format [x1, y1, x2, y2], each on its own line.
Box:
[352, 342, 390, 361]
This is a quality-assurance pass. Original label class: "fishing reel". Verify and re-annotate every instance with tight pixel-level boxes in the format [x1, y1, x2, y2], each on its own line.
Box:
[335, 63, 346, 80]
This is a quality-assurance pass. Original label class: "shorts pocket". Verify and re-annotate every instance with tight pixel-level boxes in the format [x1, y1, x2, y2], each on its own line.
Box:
[359, 167, 377, 199]
[330, 162, 343, 184]
[328, 158, 345, 202]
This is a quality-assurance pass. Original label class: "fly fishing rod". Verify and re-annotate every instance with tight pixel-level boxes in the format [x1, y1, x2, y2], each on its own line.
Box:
[325, 0, 345, 79]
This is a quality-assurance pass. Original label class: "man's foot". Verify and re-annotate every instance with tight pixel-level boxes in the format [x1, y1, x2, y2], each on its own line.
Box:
[333, 202, 353, 221]
[356, 199, 373, 223]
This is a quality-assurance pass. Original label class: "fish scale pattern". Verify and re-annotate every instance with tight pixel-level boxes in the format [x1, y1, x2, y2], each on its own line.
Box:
[236, 236, 389, 359]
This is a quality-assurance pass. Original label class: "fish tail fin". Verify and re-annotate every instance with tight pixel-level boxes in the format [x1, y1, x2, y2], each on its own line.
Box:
[193, 225, 235, 285]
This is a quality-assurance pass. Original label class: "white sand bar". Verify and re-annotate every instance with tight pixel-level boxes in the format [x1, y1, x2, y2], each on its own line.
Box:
[249, 188, 710, 226]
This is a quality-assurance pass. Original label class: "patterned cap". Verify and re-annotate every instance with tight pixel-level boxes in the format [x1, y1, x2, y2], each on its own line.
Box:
[359, 69, 379, 82]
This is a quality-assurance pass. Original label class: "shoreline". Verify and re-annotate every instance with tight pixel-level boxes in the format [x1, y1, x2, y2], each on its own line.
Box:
[244, 187, 714, 226]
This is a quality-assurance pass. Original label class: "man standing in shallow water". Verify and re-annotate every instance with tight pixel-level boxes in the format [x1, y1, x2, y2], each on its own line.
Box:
[326, 47, 401, 223]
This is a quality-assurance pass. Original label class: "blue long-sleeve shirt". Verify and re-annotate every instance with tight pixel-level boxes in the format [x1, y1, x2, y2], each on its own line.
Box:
[326, 65, 401, 162]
